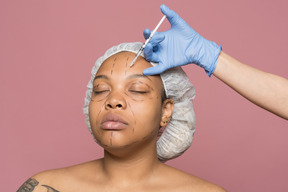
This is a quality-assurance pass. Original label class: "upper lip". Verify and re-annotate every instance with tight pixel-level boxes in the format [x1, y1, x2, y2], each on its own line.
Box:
[101, 113, 128, 125]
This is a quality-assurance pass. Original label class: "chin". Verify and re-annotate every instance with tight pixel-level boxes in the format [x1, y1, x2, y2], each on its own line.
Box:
[94, 128, 158, 152]
[95, 132, 134, 148]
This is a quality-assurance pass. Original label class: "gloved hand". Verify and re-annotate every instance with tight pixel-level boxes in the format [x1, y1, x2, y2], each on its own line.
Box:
[142, 4, 222, 77]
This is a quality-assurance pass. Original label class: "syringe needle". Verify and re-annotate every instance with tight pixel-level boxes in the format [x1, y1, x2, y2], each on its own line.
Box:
[130, 15, 166, 67]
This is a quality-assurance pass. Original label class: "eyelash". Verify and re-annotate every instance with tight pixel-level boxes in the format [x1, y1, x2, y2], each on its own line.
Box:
[129, 90, 148, 94]
[93, 86, 149, 96]
[93, 90, 108, 94]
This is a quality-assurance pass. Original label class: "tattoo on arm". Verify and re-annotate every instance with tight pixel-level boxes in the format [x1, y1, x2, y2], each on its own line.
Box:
[41, 185, 60, 192]
[17, 178, 39, 192]
[17, 178, 60, 192]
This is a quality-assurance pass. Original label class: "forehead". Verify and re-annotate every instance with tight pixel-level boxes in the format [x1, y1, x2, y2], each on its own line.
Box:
[95, 51, 163, 90]
[97, 51, 153, 73]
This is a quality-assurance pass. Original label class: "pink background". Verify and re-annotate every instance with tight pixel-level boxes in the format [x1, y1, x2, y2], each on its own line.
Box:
[1, 0, 287, 191]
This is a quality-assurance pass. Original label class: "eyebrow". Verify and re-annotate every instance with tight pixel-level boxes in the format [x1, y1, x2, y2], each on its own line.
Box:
[94, 75, 109, 81]
[127, 74, 152, 82]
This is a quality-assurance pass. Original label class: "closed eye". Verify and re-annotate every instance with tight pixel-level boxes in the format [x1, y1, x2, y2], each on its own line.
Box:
[129, 90, 148, 94]
[93, 90, 109, 94]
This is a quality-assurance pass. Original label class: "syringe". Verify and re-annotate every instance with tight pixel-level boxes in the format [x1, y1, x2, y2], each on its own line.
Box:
[130, 15, 166, 67]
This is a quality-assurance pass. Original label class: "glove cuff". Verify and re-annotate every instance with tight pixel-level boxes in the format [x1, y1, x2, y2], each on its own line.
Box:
[205, 44, 222, 77]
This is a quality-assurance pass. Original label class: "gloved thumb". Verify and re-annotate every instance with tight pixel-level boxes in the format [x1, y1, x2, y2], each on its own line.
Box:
[143, 63, 166, 76]
[160, 4, 179, 26]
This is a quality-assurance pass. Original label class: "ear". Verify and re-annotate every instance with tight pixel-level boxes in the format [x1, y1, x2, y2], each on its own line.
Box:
[160, 99, 174, 127]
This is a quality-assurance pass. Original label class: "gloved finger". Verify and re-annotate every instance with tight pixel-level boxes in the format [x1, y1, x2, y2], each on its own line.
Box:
[160, 4, 180, 26]
[143, 28, 151, 40]
[144, 43, 159, 62]
[152, 44, 158, 52]
[143, 63, 166, 76]
[147, 32, 165, 47]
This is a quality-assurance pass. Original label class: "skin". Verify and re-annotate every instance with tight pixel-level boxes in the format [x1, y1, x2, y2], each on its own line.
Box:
[214, 51, 288, 120]
[17, 52, 226, 192]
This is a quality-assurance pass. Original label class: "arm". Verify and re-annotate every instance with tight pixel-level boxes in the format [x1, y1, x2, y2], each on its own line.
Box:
[214, 52, 288, 119]
[17, 174, 60, 192]
[143, 4, 288, 120]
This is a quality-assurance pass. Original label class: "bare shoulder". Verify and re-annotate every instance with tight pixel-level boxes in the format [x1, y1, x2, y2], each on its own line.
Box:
[17, 159, 103, 192]
[160, 164, 227, 192]
[183, 173, 227, 192]
[16, 175, 60, 192]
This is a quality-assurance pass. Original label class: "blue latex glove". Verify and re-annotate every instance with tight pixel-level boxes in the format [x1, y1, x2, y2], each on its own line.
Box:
[143, 4, 222, 77]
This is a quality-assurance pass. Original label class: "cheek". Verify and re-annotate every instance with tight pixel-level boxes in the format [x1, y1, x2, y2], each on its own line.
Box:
[89, 101, 106, 143]
[129, 97, 162, 128]
[89, 100, 104, 126]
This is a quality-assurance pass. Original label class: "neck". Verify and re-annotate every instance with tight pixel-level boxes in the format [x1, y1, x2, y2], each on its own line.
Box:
[100, 139, 161, 185]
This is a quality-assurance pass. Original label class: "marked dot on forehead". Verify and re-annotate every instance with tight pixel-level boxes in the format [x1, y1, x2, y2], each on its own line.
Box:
[112, 57, 117, 67]
[125, 56, 130, 67]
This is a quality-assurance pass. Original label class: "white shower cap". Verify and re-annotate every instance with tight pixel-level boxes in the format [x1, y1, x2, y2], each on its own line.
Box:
[83, 42, 196, 161]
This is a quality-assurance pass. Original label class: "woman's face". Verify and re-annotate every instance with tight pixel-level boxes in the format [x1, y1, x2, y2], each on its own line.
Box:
[89, 52, 172, 150]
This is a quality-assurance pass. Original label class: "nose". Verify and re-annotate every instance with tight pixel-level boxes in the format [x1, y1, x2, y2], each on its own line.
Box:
[105, 92, 127, 110]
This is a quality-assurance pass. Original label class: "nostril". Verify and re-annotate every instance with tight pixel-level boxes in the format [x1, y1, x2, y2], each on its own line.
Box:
[116, 104, 122, 108]
[106, 103, 123, 109]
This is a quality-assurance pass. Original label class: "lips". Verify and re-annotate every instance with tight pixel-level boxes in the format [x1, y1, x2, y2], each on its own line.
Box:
[100, 113, 128, 130]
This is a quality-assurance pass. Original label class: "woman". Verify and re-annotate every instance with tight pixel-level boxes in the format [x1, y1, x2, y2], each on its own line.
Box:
[17, 43, 226, 192]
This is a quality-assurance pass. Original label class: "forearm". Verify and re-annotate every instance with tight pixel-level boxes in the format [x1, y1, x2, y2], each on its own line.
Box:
[213, 51, 288, 120]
